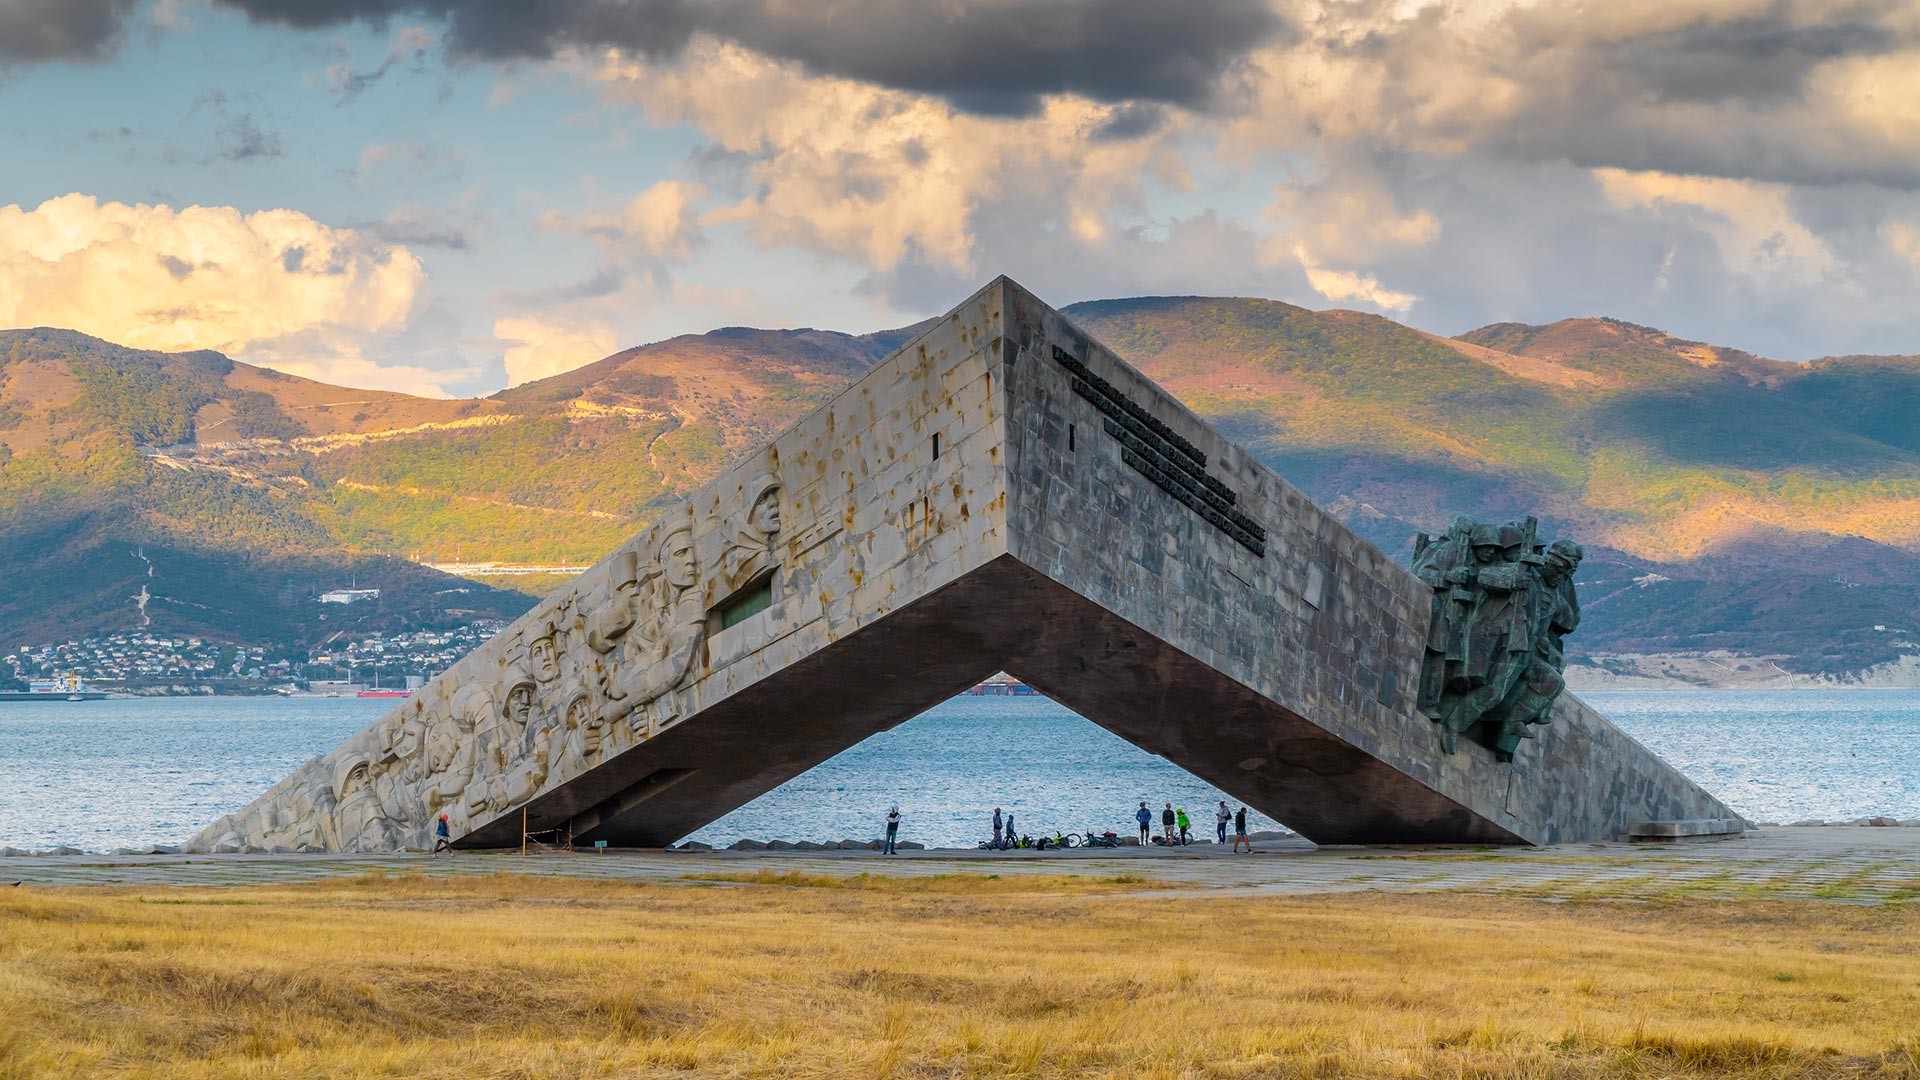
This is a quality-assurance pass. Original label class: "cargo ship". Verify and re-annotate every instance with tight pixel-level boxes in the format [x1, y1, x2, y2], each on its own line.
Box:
[0, 673, 108, 702]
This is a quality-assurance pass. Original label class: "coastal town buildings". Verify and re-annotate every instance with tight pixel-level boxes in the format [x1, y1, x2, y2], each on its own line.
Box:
[4, 622, 507, 695]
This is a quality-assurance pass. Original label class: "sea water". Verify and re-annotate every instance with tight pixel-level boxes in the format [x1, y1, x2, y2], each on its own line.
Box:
[0, 690, 1915, 851]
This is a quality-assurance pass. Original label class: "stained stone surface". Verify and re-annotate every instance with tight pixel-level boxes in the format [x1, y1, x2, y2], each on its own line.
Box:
[191, 278, 1736, 853]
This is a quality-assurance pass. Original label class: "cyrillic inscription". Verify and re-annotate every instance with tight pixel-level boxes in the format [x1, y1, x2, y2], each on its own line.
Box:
[1054, 344, 1265, 557]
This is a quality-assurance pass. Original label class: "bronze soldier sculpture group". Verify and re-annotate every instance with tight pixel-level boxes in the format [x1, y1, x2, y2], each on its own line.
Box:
[1414, 516, 1583, 762]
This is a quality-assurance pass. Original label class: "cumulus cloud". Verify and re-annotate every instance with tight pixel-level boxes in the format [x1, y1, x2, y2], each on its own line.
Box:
[1594, 168, 1837, 282]
[1885, 221, 1920, 271]
[1291, 245, 1417, 313]
[493, 315, 616, 386]
[539, 179, 706, 261]
[0, 193, 429, 375]
[358, 0, 1920, 362]
[476, 0, 1920, 361]
[1266, 161, 1443, 274]
[1219, 0, 1920, 190]
[22, 0, 1920, 365]
[573, 38, 1440, 325]
[593, 41, 1180, 274]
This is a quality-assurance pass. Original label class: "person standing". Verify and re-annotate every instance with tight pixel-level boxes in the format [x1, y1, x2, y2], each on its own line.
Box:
[1004, 812, 1016, 849]
[1233, 806, 1251, 853]
[1215, 801, 1231, 845]
[432, 813, 453, 855]
[1176, 807, 1192, 846]
[1161, 803, 1176, 846]
[884, 804, 901, 854]
[1135, 801, 1152, 846]
[992, 807, 1004, 850]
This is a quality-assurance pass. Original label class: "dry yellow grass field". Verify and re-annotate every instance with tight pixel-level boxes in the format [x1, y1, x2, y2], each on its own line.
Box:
[2, 870, 1916, 1079]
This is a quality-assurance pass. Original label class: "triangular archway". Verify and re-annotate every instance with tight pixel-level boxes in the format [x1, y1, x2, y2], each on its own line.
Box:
[193, 279, 1735, 854]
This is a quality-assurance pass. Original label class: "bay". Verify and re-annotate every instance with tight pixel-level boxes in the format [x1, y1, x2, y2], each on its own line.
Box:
[0, 690, 1914, 851]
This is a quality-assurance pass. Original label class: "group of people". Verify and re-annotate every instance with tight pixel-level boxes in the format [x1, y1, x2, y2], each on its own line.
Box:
[977, 801, 1256, 853]
[1134, 801, 1254, 852]
[990, 807, 1067, 849]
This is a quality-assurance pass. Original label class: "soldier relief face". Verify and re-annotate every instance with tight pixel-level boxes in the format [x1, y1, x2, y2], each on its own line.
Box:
[664, 531, 697, 590]
[530, 634, 559, 681]
[507, 685, 535, 727]
[749, 488, 781, 537]
[1543, 542, 1583, 585]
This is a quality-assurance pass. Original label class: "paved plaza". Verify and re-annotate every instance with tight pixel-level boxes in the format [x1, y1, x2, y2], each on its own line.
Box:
[7, 827, 1917, 904]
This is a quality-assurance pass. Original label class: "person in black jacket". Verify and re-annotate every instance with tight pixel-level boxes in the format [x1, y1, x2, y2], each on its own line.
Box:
[1233, 806, 1251, 853]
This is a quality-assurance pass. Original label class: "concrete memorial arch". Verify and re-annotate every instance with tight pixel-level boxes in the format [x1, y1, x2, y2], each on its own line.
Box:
[193, 278, 1737, 853]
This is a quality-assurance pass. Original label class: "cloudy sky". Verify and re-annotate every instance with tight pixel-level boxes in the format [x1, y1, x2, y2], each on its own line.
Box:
[3, 0, 1918, 396]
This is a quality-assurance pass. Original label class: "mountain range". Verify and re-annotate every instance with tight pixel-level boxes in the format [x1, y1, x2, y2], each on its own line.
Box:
[3, 296, 1917, 685]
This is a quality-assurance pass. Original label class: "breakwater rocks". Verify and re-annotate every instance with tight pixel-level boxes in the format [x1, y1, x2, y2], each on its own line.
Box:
[693, 839, 929, 852]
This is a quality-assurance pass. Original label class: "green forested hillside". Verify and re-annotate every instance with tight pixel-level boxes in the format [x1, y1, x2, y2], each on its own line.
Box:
[0, 323, 898, 647]
[1062, 298, 1920, 674]
[0, 330, 529, 647]
[3, 305, 1918, 678]
[1780, 355, 1920, 454]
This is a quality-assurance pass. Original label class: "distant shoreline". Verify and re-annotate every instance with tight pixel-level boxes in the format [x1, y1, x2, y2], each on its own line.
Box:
[1568, 652, 1920, 691]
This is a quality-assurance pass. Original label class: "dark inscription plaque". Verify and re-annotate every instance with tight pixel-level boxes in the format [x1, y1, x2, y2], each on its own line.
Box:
[1053, 344, 1266, 557]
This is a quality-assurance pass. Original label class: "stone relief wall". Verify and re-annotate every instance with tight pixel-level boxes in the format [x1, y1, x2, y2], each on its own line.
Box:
[194, 281, 1010, 854]
[193, 460, 801, 853]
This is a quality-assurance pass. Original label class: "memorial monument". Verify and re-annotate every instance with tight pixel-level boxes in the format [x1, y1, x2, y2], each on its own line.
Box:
[192, 277, 1738, 853]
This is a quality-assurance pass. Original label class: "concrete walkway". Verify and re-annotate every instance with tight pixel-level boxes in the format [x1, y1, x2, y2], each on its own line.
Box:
[4, 828, 1917, 903]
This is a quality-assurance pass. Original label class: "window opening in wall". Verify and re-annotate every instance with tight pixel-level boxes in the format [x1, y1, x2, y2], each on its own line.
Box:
[715, 572, 775, 629]
[1069, 423, 1075, 451]
[932, 433, 941, 460]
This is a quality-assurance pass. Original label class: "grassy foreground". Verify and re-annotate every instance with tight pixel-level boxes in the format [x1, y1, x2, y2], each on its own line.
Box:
[2, 870, 1917, 1079]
